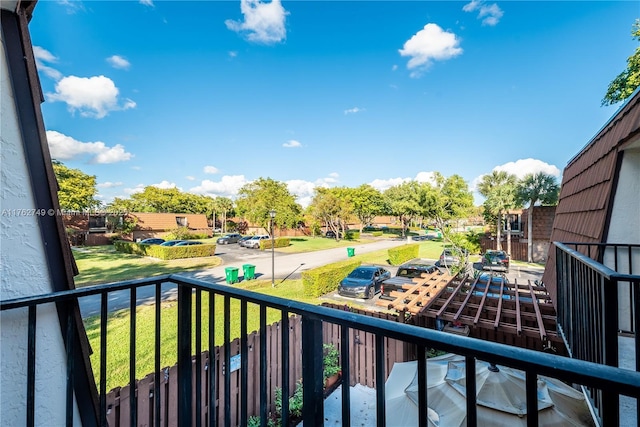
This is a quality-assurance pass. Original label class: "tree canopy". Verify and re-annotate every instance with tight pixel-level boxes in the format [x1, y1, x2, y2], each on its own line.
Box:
[308, 187, 353, 239]
[383, 181, 423, 237]
[52, 161, 100, 211]
[350, 184, 385, 233]
[477, 171, 518, 251]
[235, 177, 302, 230]
[602, 19, 640, 106]
[109, 186, 215, 214]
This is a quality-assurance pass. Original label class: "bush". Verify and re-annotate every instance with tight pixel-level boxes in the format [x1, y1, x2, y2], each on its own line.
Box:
[164, 226, 208, 241]
[371, 231, 383, 237]
[323, 343, 341, 380]
[259, 237, 290, 250]
[387, 244, 419, 265]
[345, 231, 360, 240]
[114, 240, 216, 260]
[302, 259, 361, 297]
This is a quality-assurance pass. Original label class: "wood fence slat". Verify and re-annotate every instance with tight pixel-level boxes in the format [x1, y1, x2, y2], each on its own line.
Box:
[137, 374, 153, 427]
[167, 365, 178, 427]
[118, 384, 130, 427]
[106, 387, 119, 427]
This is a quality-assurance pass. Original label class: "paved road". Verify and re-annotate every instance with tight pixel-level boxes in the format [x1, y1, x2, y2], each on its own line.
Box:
[78, 238, 409, 317]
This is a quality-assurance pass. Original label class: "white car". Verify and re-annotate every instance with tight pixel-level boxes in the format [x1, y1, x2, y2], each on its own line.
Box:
[243, 235, 270, 249]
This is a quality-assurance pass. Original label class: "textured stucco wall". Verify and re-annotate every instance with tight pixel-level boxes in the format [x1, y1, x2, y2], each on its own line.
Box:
[604, 147, 640, 332]
[0, 30, 81, 425]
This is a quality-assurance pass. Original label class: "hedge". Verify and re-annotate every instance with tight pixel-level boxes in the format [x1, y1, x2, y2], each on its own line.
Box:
[302, 259, 361, 298]
[345, 231, 360, 240]
[371, 231, 383, 237]
[259, 237, 291, 250]
[113, 241, 216, 260]
[387, 244, 419, 266]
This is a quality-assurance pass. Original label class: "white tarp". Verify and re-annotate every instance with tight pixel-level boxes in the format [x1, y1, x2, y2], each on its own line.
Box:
[385, 354, 595, 427]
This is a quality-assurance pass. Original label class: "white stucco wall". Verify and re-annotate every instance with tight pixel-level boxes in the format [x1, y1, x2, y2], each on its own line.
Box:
[604, 146, 640, 332]
[1, 27, 81, 426]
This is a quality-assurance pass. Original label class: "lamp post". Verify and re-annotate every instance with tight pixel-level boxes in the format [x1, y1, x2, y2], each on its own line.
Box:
[269, 210, 276, 287]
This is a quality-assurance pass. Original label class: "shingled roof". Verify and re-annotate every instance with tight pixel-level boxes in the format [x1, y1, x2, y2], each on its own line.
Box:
[130, 212, 210, 231]
[543, 89, 640, 306]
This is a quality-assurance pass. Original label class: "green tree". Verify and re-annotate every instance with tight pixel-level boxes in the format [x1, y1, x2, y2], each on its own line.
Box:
[477, 171, 518, 252]
[383, 181, 423, 237]
[350, 184, 385, 233]
[308, 187, 353, 240]
[235, 177, 301, 231]
[602, 19, 640, 106]
[108, 187, 214, 214]
[52, 161, 100, 211]
[516, 172, 559, 263]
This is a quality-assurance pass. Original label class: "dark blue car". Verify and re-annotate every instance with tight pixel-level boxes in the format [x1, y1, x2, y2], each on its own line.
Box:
[338, 266, 391, 299]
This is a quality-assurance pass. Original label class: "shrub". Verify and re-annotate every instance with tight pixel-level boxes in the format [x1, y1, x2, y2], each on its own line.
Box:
[114, 240, 215, 260]
[302, 259, 361, 297]
[371, 231, 383, 237]
[259, 237, 290, 250]
[345, 231, 360, 240]
[387, 244, 419, 265]
[323, 343, 341, 380]
[164, 226, 208, 241]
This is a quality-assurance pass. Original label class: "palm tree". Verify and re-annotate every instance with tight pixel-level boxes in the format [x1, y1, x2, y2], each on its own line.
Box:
[516, 172, 559, 263]
[477, 171, 518, 252]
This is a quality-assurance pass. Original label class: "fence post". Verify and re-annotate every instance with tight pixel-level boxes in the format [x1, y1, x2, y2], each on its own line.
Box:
[177, 284, 192, 426]
[302, 315, 324, 425]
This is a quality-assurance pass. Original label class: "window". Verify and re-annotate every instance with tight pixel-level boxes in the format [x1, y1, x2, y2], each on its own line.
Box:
[89, 215, 106, 229]
[502, 214, 521, 232]
[176, 216, 187, 227]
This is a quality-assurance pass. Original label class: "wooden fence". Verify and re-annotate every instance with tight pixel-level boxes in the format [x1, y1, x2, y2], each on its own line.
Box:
[480, 237, 527, 261]
[104, 306, 412, 426]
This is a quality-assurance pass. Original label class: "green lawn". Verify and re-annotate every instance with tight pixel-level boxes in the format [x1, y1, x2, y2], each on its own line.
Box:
[274, 236, 366, 253]
[73, 246, 222, 287]
[85, 279, 315, 392]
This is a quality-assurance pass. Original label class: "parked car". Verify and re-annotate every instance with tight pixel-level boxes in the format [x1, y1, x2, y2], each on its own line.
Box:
[217, 233, 242, 245]
[438, 247, 468, 267]
[139, 238, 165, 245]
[482, 250, 510, 272]
[244, 235, 270, 249]
[160, 240, 183, 246]
[338, 266, 391, 299]
[325, 230, 343, 239]
[380, 260, 441, 300]
[174, 241, 203, 246]
[238, 236, 253, 246]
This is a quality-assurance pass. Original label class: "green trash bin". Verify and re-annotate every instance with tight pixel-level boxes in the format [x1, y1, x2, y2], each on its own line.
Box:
[347, 247, 355, 257]
[242, 264, 256, 280]
[225, 267, 239, 284]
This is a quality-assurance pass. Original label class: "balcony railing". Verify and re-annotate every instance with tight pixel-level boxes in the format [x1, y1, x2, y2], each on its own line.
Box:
[555, 242, 640, 424]
[2, 274, 640, 427]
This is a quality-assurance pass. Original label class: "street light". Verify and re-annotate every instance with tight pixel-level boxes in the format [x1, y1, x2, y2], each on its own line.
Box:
[269, 209, 276, 287]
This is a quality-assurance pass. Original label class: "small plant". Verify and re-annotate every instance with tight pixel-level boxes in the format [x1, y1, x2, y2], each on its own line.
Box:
[323, 343, 341, 381]
[247, 415, 275, 427]
[273, 380, 304, 423]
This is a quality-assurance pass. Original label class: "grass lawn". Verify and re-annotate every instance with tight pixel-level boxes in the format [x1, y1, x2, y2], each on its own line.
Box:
[73, 246, 222, 287]
[85, 279, 315, 391]
[274, 236, 366, 253]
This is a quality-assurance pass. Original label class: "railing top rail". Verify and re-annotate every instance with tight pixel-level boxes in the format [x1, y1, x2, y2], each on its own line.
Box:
[560, 242, 640, 249]
[554, 242, 640, 281]
[2, 273, 640, 398]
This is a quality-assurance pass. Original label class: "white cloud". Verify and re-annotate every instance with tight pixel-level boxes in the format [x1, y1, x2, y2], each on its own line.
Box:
[186, 176, 196, 181]
[124, 184, 145, 195]
[283, 140, 302, 148]
[97, 181, 123, 188]
[399, 23, 463, 77]
[286, 175, 339, 207]
[47, 75, 136, 119]
[33, 46, 63, 80]
[392, 64, 398, 71]
[225, 0, 289, 44]
[106, 55, 131, 70]
[229, 51, 238, 58]
[131, 166, 142, 171]
[369, 171, 438, 192]
[344, 107, 364, 115]
[190, 175, 249, 198]
[139, 0, 154, 7]
[46, 130, 133, 164]
[204, 165, 220, 174]
[328, 172, 339, 179]
[152, 180, 179, 190]
[471, 158, 561, 192]
[56, 0, 84, 14]
[463, 0, 504, 26]
[415, 171, 437, 184]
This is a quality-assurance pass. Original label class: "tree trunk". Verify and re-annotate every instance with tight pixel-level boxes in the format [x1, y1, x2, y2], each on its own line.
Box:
[527, 203, 534, 263]
[496, 213, 502, 251]
[506, 211, 512, 256]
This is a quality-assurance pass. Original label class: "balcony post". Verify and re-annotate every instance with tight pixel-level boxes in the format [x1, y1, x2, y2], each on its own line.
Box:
[302, 315, 324, 425]
[602, 276, 619, 425]
[177, 284, 193, 426]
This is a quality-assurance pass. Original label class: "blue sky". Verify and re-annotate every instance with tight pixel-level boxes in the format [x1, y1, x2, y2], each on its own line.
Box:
[30, 0, 638, 207]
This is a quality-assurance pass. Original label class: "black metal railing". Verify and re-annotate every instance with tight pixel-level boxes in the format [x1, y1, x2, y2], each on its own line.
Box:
[555, 242, 640, 424]
[2, 274, 640, 427]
